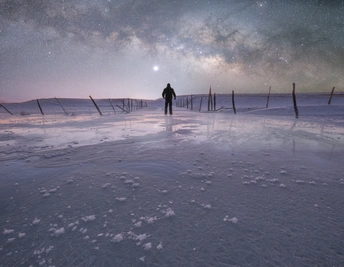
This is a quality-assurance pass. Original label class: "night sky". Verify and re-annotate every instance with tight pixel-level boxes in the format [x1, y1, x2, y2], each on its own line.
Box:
[1, 0, 343, 102]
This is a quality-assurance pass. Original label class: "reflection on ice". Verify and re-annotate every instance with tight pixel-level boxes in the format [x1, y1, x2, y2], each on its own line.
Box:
[1, 109, 343, 158]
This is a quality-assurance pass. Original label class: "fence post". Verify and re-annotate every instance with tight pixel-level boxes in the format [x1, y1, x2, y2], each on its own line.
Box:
[208, 87, 212, 111]
[89, 95, 103, 115]
[36, 99, 44, 115]
[191, 95, 193, 110]
[292, 83, 299, 119]
[232, 90, 236, 114]
[328, 87, 335, 105]
[266, 86, 271, 108]
[0, 104, 13, 115]
[186, 97, 189, 109]
[55, 97, 68, 115]
[109, 98, 116, 114]
[214, 93, 216, 111]
[199, 96, 203, 112]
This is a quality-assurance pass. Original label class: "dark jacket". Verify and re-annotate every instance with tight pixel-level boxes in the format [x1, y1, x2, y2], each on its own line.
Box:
[162, 86, 176, 100]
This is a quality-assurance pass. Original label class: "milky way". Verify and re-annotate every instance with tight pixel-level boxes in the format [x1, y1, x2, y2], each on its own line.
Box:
[1, 0, 343, 102]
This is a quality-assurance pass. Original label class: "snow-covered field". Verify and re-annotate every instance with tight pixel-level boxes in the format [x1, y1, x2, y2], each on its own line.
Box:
[1, 94, 344, 266]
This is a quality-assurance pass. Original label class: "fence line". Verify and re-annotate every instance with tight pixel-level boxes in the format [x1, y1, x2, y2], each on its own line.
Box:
[173, 84, 342, 118]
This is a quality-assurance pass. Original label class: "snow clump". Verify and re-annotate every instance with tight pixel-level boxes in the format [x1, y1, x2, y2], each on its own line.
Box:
[223, 216, 238, 223]
[157, 242, 163, 250]
[112, 233, 124, 243]
[134, 221, 142, 228]
[3, 229, 14, 235]
[162, 208, 175, 217]
[18, 233, 26, 238]
[143, 242, 152, 251]
[32, 218, 41, 225]
[82, 215, 96, 222]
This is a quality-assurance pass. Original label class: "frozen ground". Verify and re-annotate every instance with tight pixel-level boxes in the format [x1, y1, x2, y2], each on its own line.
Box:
[1, 95, 344, 266]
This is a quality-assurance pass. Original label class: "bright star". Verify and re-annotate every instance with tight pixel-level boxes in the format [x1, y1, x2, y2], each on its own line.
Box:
[153, 65, 159, 71]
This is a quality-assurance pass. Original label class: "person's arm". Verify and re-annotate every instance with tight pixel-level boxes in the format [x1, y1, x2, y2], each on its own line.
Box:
[172, 89, 176, 100]
[162, 90, 165, 98]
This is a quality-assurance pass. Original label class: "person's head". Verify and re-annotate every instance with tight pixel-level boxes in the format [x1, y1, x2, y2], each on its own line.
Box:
[167, 83, 171, 87]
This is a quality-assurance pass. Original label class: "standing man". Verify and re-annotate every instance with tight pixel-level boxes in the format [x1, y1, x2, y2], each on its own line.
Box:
[162, 83, 176, 115]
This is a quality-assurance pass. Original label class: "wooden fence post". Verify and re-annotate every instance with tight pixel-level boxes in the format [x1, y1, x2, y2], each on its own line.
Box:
[55, 97, 68, 115]
[186, 97, 189, 109]
[0, 104, 13, 115]
[199, 96, 203, 112]
[292, 83, 299, 119]
[109, 98, 116, 114]
[214, 93, 216, 111]
[116, 104, 129, 113]
[232, 90, 236, 114]
[208, 87, 211, 111]
[36, 99, 44, 115]
[266, 86, 271, 108]
[89, 95, 103, 115]
[328, 87, 335, 105]
[191, 95, 193, 110]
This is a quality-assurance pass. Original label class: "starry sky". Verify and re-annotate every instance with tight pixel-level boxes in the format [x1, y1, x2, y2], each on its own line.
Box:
[1, 0, 344, 102]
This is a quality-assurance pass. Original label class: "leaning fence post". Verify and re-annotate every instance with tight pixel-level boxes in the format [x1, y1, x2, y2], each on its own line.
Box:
[328, 87, 335, 105]
[89, 95, 103, 115]
[55, 97, 68, 115]
[232, 90, 236, 114]
[0, 103, 13, 115]
[36, 99, 44, 115]
[109, 98, 116, 114]
[266, 86, 271, 108]
[199, 96, 203, 112]
[292, 83, 299, 119]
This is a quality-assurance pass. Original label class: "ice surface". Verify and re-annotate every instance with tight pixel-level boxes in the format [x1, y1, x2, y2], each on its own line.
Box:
[1, 95, 344, 266]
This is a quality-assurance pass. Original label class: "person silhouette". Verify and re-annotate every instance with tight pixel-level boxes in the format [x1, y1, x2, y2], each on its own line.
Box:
[162, 83, 176, 115]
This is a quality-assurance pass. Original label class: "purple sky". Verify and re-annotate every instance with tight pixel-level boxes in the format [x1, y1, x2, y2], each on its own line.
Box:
[1, 0, 344, 102]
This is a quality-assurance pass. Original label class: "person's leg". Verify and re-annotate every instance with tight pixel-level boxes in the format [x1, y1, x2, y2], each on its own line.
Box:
[164, 101, 168, 114]
[169, 101, 173, 114]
